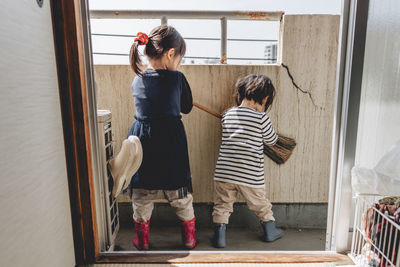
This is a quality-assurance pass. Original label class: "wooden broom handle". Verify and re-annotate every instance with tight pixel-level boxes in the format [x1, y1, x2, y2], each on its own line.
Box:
[193, 102, 223, 119]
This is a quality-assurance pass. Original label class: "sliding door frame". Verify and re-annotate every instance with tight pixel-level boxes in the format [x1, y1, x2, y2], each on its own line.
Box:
[50, 0, 362, 264]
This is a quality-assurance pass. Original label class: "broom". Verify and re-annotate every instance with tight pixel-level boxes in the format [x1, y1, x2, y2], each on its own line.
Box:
[193, 102, 296, 164]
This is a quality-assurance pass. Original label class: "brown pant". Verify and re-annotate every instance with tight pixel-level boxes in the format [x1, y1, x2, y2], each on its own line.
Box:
[132, 189, 195, 222]
[212, 181, 275, 224]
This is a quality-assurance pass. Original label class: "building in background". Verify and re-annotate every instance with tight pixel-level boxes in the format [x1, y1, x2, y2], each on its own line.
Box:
[264, 43, 277, 64]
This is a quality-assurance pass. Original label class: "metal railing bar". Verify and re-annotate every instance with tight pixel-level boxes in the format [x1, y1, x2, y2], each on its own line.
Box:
[91, 33, 278, 42]
[89, 10, 284, 21]
[161, 16, 168, 25]
[92, 33, 136, 38]
[184, 56, 277, 61]
[220, 17, 227, 64]
[92, 52, 276, 61]
[226, 57, 277, 61]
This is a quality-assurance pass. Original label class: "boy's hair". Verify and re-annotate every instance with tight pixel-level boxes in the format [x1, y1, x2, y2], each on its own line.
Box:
[129, 25, 186, 75]
[235, 74, 276, 111]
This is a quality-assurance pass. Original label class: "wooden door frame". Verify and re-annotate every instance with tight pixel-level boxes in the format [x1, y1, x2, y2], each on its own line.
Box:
[50, 0, 98, 265]
[50, 0, 352, 265]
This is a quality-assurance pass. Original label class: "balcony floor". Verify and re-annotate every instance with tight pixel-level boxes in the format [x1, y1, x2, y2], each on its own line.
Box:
[114, 226, 326, 251]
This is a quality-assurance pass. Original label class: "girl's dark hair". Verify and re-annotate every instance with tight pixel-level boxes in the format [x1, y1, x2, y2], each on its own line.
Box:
[234, 74, 276, 111]
[129, 25, 186, 75]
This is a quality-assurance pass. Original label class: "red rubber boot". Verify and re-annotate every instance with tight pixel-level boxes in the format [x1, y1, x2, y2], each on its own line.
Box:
[132, 220, 150, 250]
[181, 217, 197, 249]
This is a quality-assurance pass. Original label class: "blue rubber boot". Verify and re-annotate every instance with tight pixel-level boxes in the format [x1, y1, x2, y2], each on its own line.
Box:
[210, 224, 226, 248]
[261, 221, 283, 242]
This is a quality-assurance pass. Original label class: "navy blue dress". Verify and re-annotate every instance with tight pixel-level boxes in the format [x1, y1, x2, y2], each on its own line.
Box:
[128, 69, 193, 193]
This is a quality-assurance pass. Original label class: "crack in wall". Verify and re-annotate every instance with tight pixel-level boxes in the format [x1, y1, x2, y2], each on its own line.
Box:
[281, 63, 321, 109]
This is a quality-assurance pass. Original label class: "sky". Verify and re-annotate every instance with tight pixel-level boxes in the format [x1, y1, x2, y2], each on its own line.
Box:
[89, 0, 341, 64]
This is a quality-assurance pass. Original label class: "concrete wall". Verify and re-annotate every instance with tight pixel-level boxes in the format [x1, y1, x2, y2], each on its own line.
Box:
[355, 0, 400, 168]
[95, 15, 340, 203]
[0, 1, 75, 266]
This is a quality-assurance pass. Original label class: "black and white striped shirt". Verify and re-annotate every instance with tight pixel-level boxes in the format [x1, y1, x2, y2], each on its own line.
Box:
[214, 107, 278, 188]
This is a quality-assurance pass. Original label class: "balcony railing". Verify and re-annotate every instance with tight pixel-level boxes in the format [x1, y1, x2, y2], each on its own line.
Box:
[89, 10, 283, 64]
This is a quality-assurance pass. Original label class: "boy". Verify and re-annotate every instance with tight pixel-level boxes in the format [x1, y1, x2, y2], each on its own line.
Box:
[211, 74, 283, 248]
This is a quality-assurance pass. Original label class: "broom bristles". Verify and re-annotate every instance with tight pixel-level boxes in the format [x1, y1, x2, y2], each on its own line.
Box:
[264, 135, 296, 164]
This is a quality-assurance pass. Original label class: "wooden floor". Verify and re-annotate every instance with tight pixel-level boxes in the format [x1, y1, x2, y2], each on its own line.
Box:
[95, 263, 355, 267]
[96, 252, 352, 264]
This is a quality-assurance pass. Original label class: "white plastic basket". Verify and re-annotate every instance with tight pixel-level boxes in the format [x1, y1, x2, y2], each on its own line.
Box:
[350, 195, 400, 267]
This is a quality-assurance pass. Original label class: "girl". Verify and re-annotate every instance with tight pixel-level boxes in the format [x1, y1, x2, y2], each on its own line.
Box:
[128, 26, 196, 250]
[211, 74, 283, 248]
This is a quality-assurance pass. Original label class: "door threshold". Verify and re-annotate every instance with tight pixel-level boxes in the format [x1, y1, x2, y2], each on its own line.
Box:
[97, 250, 351, 264]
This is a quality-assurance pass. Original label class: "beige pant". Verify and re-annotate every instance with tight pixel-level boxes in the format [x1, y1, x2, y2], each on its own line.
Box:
[132, 189, 195, 222]
[212, 181, 275, 224]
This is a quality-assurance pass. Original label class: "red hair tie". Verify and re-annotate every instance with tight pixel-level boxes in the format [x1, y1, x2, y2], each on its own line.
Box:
[135, 32, 149, 45]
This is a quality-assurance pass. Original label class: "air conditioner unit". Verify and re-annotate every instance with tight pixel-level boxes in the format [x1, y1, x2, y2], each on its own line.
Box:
[95, 110, 120, 251]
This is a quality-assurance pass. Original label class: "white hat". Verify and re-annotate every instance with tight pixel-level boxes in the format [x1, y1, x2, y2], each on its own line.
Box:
[108, 136, 143, 197]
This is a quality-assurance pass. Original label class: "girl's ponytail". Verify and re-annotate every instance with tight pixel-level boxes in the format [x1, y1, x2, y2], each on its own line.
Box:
[129, 32, 149, 76]
[129, 41, 142, 76]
